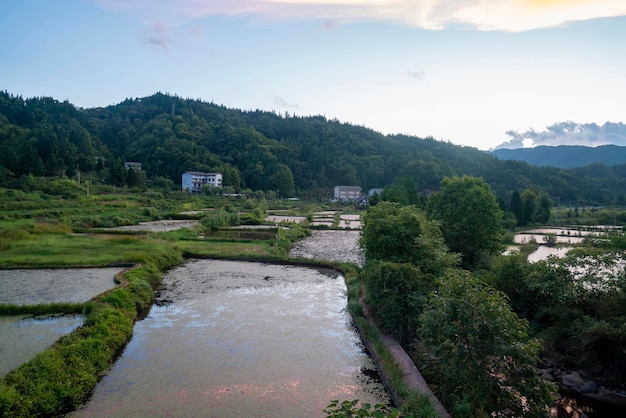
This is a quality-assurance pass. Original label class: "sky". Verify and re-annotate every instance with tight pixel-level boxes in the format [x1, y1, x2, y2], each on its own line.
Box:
[2, 1, 626, 150]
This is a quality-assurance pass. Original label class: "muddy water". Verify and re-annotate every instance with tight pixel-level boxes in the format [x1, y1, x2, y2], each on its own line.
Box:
[289, 230, 364, 267]
[0, 267, 121, 376]
[0, 314, 84, 376]
[73, 260, 389, 417]
[0, 267, 122, 305]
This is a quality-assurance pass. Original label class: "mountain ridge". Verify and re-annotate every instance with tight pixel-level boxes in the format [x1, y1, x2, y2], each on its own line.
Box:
[490, 144, 626, 169]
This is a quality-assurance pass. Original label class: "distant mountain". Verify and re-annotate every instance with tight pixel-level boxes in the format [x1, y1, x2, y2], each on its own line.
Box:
[490, 145, 626, 168]
[493, 121, 626, 150]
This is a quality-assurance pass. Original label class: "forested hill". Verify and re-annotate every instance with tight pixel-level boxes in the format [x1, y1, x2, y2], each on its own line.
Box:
[2, 90, 626, 205]
[491, 145, 626, 169]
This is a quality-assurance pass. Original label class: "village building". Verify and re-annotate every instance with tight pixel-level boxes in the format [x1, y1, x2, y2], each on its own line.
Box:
[333, 185, 362, 201]
[182, 171, 223, 193]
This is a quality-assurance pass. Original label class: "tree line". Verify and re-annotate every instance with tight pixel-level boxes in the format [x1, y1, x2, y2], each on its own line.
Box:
[3, 90, 626, 204]
[360, 176, 626, 417]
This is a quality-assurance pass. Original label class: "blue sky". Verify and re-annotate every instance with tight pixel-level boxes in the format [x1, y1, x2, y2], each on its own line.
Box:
[2, 0, 626, 150]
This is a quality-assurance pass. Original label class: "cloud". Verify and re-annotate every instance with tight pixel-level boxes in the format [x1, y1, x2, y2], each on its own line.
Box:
[494, 122, 626, 149]
[406, 70, 425, 81]
[140, 22, 174, 50]
[92, 0, 626, 32]
[273, 96, 300, 109]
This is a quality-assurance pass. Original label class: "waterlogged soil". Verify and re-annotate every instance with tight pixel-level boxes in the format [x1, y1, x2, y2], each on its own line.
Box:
[0, 267, 122, 305]
[289, 230, 364, 267]
[73, 260, 389, 417]
[104, 220, 198, 232]
[0, 314, 84, 376]
[0, 267, 121, 376]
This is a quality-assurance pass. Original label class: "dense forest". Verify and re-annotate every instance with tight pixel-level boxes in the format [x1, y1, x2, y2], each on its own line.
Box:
[2, 90, 626, 204]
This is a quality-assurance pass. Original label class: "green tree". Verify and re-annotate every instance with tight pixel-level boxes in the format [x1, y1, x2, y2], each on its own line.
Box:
[361, 261, 433, 343]
[536, 191, 552, 223]
[125, 167, 139, 187]
[382, 177, 420, 206]
[521, 188, 539, 226]
[427, 176, 503, 269]
[360, 201, 455, 343]
[268, 164, 296, 197]
[360, 201, 454, 274]
[510, 189, 523, 226]
[418, 270, 553, 417]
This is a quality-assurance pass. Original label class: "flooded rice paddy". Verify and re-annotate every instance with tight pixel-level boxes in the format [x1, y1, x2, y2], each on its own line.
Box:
[0, 267, 122, 377]
[0, 314, 84, 376]
[72, 260, 389, 417]
[0, 267, 121, 305]
[289, 230, 364, 267]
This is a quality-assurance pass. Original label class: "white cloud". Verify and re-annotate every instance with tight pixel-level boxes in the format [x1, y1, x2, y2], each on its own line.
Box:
[92, 0, 626, 31]
[495, 122, 626, 149]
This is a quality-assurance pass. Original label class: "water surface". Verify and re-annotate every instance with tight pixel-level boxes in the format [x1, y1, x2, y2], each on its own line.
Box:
[73, 260, 389, 417]
[0, 267, 121, 305]
[0, 314, 84, 376]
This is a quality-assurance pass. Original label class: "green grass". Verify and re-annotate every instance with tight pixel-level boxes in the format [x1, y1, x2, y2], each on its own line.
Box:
[0, 233, 177, 268]
[178, 239, 273, 258]
[0, 302, 88, 316]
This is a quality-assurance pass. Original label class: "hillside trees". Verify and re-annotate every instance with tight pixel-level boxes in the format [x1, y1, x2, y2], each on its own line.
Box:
[418, 270, 553, 417]
[360, 201, 456, 343]
[4, 90, 626, 202]
[427, 176, 503, 269]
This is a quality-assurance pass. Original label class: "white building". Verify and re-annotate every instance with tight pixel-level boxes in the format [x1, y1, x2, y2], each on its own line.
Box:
[182, 171, 223, 193]
[334, 185, 362, 201]
[124, 162, 142, 171]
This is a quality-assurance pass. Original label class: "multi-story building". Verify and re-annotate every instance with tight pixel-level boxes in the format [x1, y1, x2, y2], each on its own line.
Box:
[333, 185, 362, 201]
[182, 171, 223, 193]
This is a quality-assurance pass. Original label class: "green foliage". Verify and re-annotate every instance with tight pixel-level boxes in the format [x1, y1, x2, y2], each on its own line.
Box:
[199, 210, 241, 230]
[542, 233, 557, 247]
[4, 91, 626, 204]
[418, 270, 553, 417]
[361, 201, 454, 274]
[323, 400, 401, 418]
[361, 261, 434, 344]
[427, 176, 503, 269]
[381, 177, 424, 207]
[0, 262, 165, 417]
[271, 224, 311, 257]
[0, 302, 84, 316]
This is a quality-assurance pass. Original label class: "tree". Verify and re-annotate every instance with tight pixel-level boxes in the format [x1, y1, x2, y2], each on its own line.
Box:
[360, 201, 456, 343]
[360, 201, 454, 274]
[418, 270, 553, 417]
[361, 261, 434, 343]
[268, 164, 296, 197]
[426, 176, 503, 269]
[381, 177, 420, 206]
[536, 191, 552, 223]
[510, 189, 523, 226]
[125, 167, 139, 187]
[521, 188, 539, 226]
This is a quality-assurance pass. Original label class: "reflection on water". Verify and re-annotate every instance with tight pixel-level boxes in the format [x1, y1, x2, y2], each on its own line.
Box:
[0, 314, 84, 376]
[0, 267, 121, 376]
[73, 260, 389, 418]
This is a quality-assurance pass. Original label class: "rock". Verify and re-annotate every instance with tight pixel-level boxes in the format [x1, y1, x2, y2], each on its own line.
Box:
[578, 380, 597, 394]
[562, 371, 585, 389]
[561, 371, 598, 394]
[540, 368, 555, 381]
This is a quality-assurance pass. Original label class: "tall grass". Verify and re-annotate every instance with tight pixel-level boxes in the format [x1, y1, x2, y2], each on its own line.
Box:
[0, 302, 87, 316]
